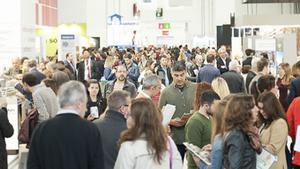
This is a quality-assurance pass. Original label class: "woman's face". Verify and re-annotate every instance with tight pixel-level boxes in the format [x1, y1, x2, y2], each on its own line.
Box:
[251, 104, 259, 122]
[88, 83, 99, 96]
[278, 66, 285, 78]
[257, 102, 268, 120]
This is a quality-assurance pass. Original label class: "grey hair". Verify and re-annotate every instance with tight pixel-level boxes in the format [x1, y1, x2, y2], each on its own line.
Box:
[107, 90, 130, 111]
[142, 74, 161, 90]
[229, 60, 240, 71]
[57, 81, 87, 108]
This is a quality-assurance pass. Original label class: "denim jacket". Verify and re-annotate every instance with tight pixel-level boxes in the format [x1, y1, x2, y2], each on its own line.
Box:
[199, 135, 223, 169]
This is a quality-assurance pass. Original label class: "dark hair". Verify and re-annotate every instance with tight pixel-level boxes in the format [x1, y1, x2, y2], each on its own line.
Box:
[22, 73, 39, 87]
[28, 59, 37, 68]
[200, 90, 220, 106]
[222, 95, 255, 135]
[257, 91, 287, 129]
[261, 53, 268, 59]
[43, 78, 58, 94]
[82, 49, 90, 54]
[118, 98, 167, 164]
[257, 75, 275, 93]
[124, 53, 133, 59]
[86, 79, 103, 99]
[257, 58, 269, 72]
[245, 49, 254, 56]
[65, 53, 71, 59]
[171, 61, 186, 72]
[206, 54, 215, 63]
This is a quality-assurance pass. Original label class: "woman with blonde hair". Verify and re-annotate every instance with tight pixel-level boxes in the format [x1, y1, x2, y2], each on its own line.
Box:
[211, 77, 230, 99]
[114, 98, 182, 169]
[277, 63, 295, 111]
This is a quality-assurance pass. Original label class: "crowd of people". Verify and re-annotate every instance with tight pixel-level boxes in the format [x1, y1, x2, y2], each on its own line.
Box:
[0, 44, 300, 169]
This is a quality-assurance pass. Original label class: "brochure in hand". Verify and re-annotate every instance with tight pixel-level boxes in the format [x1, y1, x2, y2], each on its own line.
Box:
[183, 142, 211, 165]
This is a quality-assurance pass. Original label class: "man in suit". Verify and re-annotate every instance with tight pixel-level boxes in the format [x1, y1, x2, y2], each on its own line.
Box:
[216, 47, 231, 74]
[156, 55, 173, 86]
[197, 54, 220, 83]
[64, 53, 77, 80]
[27, 81, 104, 169]
[94, 90, 130, 169]
[28, 59, 46, 84]
[77, 49, 101, 82]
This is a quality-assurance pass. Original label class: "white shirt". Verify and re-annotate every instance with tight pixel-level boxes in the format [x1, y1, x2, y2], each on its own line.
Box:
[84, 59, 91, 80]
[56, 109, 80, 116]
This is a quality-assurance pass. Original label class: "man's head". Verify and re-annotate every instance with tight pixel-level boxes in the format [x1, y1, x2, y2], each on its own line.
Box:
[171, 61, 187, 88]
[206, 54, 215, 64]
[12, 58, 20, 68]
[28, 59, 37, 69]
[245, 49, 255, 57]
[206, 49, 217, 57]
[142, 74, 161, 97]
[160, 55, 168, 67]
[251, 57, 261, 73]
[257, 58, 269, 75]
[57, 81, 88, 117]
[82, 49, 90, 60]
[123, 54, 133, 66]
[292, 61, 300, 77]
[195, 54, 203, 66]
[229, 60, 240, 72]
[22, 73, 39, 92]
[107, 90, 131, 117]
[116, 65, 128, 82]
[66, 53, 73, 62]
[199, 90, 221, 116]
[218, 47, 227, 59]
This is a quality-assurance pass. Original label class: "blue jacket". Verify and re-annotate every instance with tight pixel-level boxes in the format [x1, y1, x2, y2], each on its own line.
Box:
[197, 64, 220, 84]
[199, 135, 223, 169]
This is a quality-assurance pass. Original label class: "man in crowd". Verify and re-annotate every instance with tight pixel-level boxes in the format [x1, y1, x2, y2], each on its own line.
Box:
[77, 49, 101, 82]
[28, 59, 46, 84]
[197, 54, 220, 83]
[159, 61, 196, 160]
[249, 58, 269, 95]
[157, 55, 173, 86]
[221, 60, 245, 93]
[136, 74, 161, 101]
[216, 47, 231, 74]
[22, 73, 58, 123]
[104, 65, 136, 99]
[185, 90, 220, 169]
[27, 81, 104, 169]
[94, 90, 130, 169]
[123, 53, 140, 87]
[245, 57, 260, 94]
[242, 49, 255, 74]
[64, 53, 77, 80]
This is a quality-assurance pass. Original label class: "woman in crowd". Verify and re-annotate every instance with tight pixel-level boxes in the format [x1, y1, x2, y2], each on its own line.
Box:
[114, 98, 182, 169]
[0, 98, 14, 169]
[222, 94, 260, 169]
[257, 91, 288, 169]
[85, 79, 106, 121]
[211, 77, 230, 99]
[276, 63, 294, 111]
[138, 60, 156, 84]
[42, 78, 58, 95]
[103, 55, 116, 81]
[193, 82, 212, 111]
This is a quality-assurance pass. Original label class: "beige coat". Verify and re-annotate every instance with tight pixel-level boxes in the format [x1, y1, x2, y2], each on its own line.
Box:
[260, 118, 288, 169]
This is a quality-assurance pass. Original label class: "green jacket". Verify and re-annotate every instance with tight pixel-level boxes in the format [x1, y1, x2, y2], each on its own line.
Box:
[185, 112, 212, 169]
[159, 81, 196, 144]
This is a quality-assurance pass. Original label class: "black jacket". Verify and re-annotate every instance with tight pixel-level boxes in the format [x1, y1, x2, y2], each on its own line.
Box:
[223, 128, 256, 169]
[0, 108, 14, 169]
[221, 70, 245, 93]
[77, 60, 101, 82]
[245, 71, 256, 94]
[287, 77, 300, 105]
[94, 110, 127, 169]
[27, 113, 104, 169]
[156, 65, 173, 86]
[216, 57, 231, 74]
[104, 79, 136, 99]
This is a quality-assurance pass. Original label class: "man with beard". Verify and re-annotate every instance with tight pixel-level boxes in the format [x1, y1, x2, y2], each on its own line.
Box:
[159, 61, 196, 160]
[104, 65, 136, 99]
[185, 90, 220, 169]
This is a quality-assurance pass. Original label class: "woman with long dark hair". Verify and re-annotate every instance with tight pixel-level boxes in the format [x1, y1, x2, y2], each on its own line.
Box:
[114, 98, 182, 169]
[222, 95, 260, 169]
[257, 91, 288, 169]
[85, 79, 106, 121]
